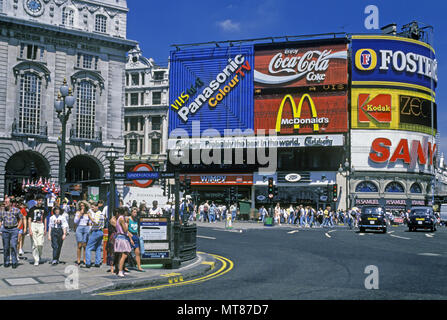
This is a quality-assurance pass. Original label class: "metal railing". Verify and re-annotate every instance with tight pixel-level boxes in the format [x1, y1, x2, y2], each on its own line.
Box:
[11, 119, 48, 139]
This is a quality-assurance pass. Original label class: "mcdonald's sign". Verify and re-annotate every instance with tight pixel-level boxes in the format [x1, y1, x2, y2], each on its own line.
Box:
[255, 92, 348, 135]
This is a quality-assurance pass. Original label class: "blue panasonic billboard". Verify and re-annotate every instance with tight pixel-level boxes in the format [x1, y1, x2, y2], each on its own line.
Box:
[169, 45, 254, 137]
[351, 35, 437, 92]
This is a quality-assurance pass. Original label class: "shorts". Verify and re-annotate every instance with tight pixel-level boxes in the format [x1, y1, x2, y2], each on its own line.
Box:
[76, 225, 90, 243]
[130, 234, 140, 249]
[18, 229, 23, 235]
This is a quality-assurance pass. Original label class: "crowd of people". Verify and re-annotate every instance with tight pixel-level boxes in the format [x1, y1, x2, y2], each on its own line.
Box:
[0, 193, 169, 277]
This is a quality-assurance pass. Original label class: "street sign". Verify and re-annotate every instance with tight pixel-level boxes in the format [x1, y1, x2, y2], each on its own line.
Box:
[131, 163, 155, 188]
[114, 172, 126, 180]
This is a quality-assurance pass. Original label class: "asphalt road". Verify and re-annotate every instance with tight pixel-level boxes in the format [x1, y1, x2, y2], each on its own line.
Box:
[13, 224, 447, 300]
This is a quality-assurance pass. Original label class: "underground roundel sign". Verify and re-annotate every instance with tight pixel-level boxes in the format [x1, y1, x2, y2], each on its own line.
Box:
[132, 163, 155, 188]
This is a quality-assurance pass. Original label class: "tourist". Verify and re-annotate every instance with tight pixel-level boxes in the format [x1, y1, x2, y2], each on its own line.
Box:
[28, 195, 48, 266]
[48, 206, 68, 265]
[74, 200, 91, 266]
[0, 197, 23, 269]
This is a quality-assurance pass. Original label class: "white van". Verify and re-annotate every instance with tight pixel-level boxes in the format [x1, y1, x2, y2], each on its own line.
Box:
[440, 204, 447, 226]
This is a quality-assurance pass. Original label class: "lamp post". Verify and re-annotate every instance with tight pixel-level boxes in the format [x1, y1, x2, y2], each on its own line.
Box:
[55, 78, 75, 202]
[106, 144, 119, 223]
[339, 159, 355, 210]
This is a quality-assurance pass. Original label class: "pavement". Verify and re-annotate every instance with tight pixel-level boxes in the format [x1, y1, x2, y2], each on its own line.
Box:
[0, 228, 217, 299]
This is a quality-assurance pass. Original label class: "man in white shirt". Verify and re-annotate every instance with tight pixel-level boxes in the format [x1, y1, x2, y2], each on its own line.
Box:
[149, 200, 162, 216]
[85, 202, 106, 268]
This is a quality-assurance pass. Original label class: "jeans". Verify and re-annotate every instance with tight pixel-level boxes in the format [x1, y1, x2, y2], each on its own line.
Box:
[231, 211, 236, 222]
[209, 213, 215, 223]
[322, 217, 329, 227]
[85, 229, 104, 266]
[51, 228, 64, 262]
[307, 216, 314, 227]
[288, 213, 295, 224]
[300, 215, 307, 226]
[2, 227, 18, 265]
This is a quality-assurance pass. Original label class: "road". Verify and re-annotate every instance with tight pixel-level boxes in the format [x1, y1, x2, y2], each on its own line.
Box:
[18, 223, 447, 300]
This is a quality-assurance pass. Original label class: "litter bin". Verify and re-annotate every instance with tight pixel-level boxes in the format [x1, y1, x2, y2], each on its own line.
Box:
[264, 216, 274, 227]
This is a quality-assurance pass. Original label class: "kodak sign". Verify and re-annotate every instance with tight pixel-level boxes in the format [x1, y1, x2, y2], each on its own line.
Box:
[358, 94, 392, 123]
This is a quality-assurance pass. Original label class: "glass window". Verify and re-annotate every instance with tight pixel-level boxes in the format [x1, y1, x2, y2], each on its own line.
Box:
[385, 182, 405, 193]
[62, 7, 74, 26]
[152, 138, 160, 155]
[76, 81, 96, 140]
[95, 15, 107, 33]
[131, 74, 139, 86]
[154, 71, 164, 81]
[130, 93, 139, 106]
[130, 117, 138, 131]
[410, 183, 422, 193]
[19, 73, 41, 135]
[140, 92, 145, 105]
[152, 92, 161, 105]
[152, 116, 161, 130]
[355, 181, 378, 193]
[129, 139, 137, 155]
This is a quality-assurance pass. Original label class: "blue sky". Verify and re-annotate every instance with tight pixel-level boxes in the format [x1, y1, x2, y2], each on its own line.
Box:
[127, 0, 447, 158]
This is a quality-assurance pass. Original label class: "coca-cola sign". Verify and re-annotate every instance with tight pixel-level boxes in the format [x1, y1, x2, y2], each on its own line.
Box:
[255, 43, 348, 88]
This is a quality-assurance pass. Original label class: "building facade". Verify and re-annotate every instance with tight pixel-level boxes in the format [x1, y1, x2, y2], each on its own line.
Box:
[123, 45, 169, 173]
[0, 0, 136, 200]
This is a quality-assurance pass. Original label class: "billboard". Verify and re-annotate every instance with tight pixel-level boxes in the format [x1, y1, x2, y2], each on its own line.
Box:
[351, 130, 437, 173]
[351, 88, 437, 134]
[254, 42, 348, 88]
[351, 35, 437, 94]
[255, 92, 348, 134]
[169, 45, 254, 137]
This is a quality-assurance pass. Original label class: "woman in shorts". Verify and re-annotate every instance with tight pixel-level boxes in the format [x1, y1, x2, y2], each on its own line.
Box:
[127, 207, 144, 272]
[115, 208, 131, 277]
[74, 201, 91, 266]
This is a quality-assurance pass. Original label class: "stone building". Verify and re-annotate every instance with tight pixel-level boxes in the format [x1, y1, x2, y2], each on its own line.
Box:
[0, 0, 136, 199]
[124, 45, 169, 173]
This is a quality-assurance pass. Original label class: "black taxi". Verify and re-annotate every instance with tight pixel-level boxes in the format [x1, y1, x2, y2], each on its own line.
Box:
[359, 206, 387, 233]
[408, 207, 437, 232]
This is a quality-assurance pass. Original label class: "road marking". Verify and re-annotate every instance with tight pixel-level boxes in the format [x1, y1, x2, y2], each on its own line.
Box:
[388, 231, 395, 234]
[358, 233, 365, 236]
[201, 261, 215, 270]
[327, 230, 336, 233]
[390, 234, 411, 240]
[425, 234, 434, 238]
[287, 230, 299, 234]
[160, 272, 181, 277]
[95, 252, 234, 296]
[325, 233, 331, 238]
[197, 235, 216, 240]
[418, 253, 441, 257]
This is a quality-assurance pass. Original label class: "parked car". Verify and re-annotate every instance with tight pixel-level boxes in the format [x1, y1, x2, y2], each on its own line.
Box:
[359, 206, 388, 233]
[408, 206, 437, 232]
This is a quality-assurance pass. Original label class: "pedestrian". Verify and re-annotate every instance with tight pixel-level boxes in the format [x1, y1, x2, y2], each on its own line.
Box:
[127, 207, 144, 272]
[149, 200, 162, 216]
[259, 205, 267, 223]
[28, 195, 48, 266]
[18, 200, 28, 257]
[0, 197, 23, 269]
[322, 206, 330, 227]
[106, 208, 120, 274]
[74, 200, 91, 266]
[85, 202, 105, 268]
[308, 207, 315, 228]
[203, 202, 209, 222]
[114, 208, 132, 277]
[299, 205, 306, 227]
[231, 203, 237, 222]
[48, 206, 68, 265]
[274, 203, 281, 225]
[209, 201, 216, 223]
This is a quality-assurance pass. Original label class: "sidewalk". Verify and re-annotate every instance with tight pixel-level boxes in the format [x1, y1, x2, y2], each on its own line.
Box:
[0, 231, 216, 298]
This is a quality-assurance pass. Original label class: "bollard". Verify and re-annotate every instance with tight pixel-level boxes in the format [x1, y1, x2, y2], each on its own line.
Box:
[103, 228, 108, 264]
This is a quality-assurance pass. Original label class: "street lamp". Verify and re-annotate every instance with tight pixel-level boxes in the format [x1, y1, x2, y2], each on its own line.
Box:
[339, 159, 355, 210]
[106, 143, 119, 223]
[55, 78, 75, 201]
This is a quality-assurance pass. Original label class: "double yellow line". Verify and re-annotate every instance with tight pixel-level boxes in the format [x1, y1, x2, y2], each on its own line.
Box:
[96, 252, 234, 297]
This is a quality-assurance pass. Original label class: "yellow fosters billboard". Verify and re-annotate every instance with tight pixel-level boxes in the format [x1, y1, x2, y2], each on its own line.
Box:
[351, 88, 437, 135]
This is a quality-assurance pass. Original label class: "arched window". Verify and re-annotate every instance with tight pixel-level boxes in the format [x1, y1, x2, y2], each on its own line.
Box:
[62, 7, 74, 26]
[75, 80, 96, 140]
[18, 72, 42, 135]
[385, 182, 405, 193]
[410, 183, 422, 194]
[95, 14, 107, 33]
[355, 181, 378, 192]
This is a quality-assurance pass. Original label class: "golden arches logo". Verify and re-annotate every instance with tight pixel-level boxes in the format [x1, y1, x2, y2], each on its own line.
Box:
[275, 94, 319, 133]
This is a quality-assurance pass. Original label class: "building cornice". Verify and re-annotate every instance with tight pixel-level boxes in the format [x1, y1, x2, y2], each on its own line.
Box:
[0, 15, 137, 50]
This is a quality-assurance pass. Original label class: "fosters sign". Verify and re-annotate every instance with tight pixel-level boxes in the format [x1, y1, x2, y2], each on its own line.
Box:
[255, 92, 348, 134]
[351, 35, 437, 93]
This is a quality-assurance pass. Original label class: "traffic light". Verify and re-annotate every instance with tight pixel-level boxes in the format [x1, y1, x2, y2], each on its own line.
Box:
[332, 184, 338, 201]
[268, 178, 274, 199]
[185, 177, 191, 194]
[162, 179, 167, 196]
[274, 185, 278, 197]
